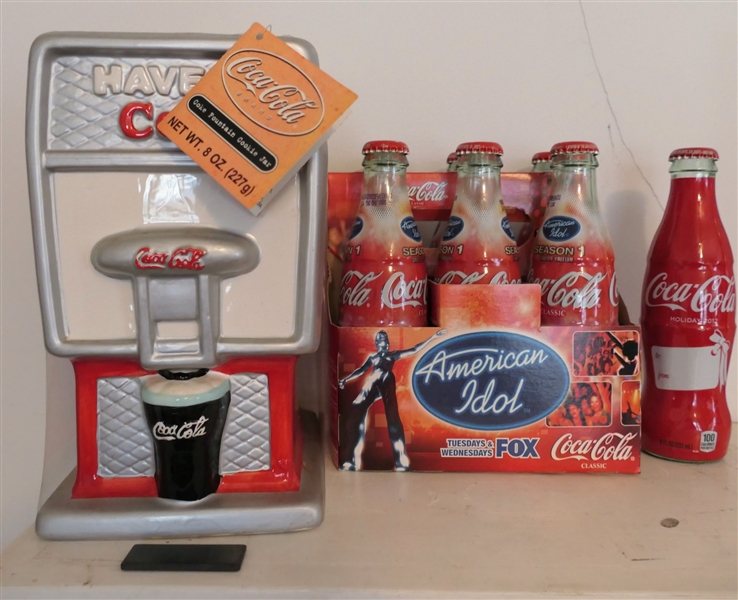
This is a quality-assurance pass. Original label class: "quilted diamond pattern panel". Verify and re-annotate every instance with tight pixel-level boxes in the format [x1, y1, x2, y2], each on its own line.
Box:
[220, 374, 271, 473]
[48, 56, 214, 151]
[97, 378, 154, 477]
[96, 373, 270, 479]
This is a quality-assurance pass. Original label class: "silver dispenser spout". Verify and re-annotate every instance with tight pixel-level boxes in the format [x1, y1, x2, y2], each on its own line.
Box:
[91, 226, 260, 370]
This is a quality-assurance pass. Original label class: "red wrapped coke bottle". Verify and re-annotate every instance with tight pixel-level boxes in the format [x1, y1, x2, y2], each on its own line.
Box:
[434, 142, 521, 285]
[528, 141, 619, 325]
[641, 148, 735, 462]
[339, 141, 427, 326]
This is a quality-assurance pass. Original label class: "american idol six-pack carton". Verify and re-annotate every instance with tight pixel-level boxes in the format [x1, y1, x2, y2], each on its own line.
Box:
[328, 171, 642, 474]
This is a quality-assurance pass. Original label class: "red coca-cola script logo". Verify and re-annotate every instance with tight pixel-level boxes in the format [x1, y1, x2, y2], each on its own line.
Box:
[436, 270, 520, 285]
[222, 49, 324, 137]
[645, 272, 735, 314]
[340, 271, 382, 307]
[551, 432, 637, 462]
[135, 247, 207, 270]
[408, 181, 449, 203]
[609, 272, 619, 307]
[531, 271, 607, 310]
[381, 272, 427, 309]
[152, 416, 208, 441]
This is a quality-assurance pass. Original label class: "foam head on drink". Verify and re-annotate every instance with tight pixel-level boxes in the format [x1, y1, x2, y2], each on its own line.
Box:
[528, 141, 619, 326]
[435, 142, 521, 285]
[641, 147, 735, 462]
[339, 141, 428, 327]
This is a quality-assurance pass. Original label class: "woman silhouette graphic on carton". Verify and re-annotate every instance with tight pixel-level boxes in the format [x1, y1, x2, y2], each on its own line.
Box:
[339, 329, 446, 471]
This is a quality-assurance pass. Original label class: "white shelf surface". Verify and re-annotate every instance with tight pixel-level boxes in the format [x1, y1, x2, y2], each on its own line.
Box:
[2, 436, 736, 599]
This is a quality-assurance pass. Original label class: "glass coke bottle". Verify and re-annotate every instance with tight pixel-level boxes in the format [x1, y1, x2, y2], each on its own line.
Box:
[339, 141, 427, 326]
[435, 142, 521, 285]
[528, 141, 619, 326]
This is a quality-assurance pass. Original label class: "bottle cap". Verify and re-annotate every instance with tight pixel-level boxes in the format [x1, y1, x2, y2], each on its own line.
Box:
[456, 142, 504, 156]
[550, 141, 599, 156]
[669, 147, 719, 161]
[532, 151, 551, 163]
[447, 152, 458, 164]
[362, 140, 409, 155]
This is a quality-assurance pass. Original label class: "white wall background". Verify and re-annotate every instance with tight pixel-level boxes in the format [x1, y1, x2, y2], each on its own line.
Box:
[2, 1, 736, 552]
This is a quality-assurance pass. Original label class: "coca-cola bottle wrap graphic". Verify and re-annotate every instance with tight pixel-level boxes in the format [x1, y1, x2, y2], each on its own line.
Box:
[339, 141, 427, 327]
[641, 147, 735, 462]
[435, 142, 521, 285]
[528, 141, 619, 326]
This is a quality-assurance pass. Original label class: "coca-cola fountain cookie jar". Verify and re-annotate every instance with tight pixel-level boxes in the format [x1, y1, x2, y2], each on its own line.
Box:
[27, 33, 327, 539]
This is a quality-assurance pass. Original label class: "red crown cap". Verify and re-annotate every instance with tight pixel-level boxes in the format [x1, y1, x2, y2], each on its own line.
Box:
[456, 142, 504, 156]
[550, 141, 599, 156]
[532, 151, 551, 163]
[362, 140, 409, 155]
[447, 152, 458, 164]
[669, 147, 719, 161]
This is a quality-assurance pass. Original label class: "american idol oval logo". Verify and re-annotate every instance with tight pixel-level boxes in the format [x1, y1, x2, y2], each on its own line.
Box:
[349, 217, 363, 240]
[412, 332, 569, 430]
[542, 216, 581, 242]
[501, 216, 516, 241]
[442, 216, 464, 242]
[400, 217, 422, 242]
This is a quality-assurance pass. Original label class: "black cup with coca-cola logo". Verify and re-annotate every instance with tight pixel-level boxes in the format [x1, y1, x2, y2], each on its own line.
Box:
[141, 369, 230, 501]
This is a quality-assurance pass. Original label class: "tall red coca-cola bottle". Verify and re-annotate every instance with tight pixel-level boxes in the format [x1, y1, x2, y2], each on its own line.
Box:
[434, 142, 521, 285]
[528, 141, 619, 325]
[641, 147, 735, 462]
[339, 141, 427, 326]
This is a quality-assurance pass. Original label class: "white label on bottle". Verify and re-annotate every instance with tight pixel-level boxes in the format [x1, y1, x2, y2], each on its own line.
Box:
[651, 346, 719, 391]
[700, 431, 718, 452]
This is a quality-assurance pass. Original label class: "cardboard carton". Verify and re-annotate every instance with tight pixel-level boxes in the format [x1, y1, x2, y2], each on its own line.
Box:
[328, 172, 641, 474]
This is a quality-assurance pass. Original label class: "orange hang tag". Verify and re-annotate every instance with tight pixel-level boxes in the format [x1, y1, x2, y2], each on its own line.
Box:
[159, 23, 358, 215]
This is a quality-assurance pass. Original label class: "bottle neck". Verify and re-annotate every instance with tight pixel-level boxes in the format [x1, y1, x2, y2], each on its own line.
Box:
[455, 153, 503, 208]
[550, 164, 600, 209]
[456, 162, 502, 210]
[666, 173, 718, 216]
[361, 154, 409, 207]
[669, 157, 717, 179]
[665, 157, 719, 217]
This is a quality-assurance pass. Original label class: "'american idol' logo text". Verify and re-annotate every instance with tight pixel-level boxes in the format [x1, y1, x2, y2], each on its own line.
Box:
[349, 217, 364, 240]
[400, 216, 422, 242]
[542, 216, 581, 242]
[501, 216, 516, 241]
[442, 216, 465, 242]
[412, 332, 569, 430]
